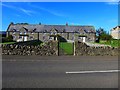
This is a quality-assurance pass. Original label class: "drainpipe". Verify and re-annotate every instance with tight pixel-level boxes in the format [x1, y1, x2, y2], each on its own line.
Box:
[38, 32, 39, 41]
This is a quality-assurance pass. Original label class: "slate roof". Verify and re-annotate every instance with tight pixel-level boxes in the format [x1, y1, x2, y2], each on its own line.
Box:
[112, 26, 120, 30]
[7, 24, 96, 33]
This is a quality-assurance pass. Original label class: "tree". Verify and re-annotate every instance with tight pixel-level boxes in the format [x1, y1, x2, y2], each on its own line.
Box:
[7, 35, 13, 42]
[2, 35, 13, 43]
[96, 27, 112, 42]
[96, 27, 104, 42]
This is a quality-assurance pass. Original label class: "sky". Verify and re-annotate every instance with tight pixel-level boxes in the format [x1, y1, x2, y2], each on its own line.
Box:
[1, 2, 118, 33]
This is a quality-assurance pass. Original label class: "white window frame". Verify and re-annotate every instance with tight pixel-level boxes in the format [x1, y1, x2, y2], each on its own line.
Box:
[24, 32, 27, 35]
[12, 35, 16, 40]
[19, 36, 22, 39]
[30, 36, 34, 40]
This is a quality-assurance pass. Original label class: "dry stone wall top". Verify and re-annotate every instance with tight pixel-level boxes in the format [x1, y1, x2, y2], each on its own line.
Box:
[1, 41, 119, 56]
[75, 41, 119, 56]
[2, 41, 58, 56]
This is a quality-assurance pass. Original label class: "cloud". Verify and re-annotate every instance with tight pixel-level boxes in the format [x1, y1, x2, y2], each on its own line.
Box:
[1, 3, 16, 8]
[108, 0, 119, 2]
[40, 7, 66, 17]
[1, 3, 36, 16]
[107, 2, 119, 5]
[106, 0, 120, 5]
[19, 8, 35, 16]
[29, 4, 66, 17]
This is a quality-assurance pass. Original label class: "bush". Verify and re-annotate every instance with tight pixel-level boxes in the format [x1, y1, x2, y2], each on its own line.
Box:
[2, 35, 13, 43]
[100, 34, 112, 41]
[7, 35, 13, 41]
[57, 35, 67, 42]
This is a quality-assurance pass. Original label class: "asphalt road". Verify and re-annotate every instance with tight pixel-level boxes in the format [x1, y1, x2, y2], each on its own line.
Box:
[2, 55, 118, 88]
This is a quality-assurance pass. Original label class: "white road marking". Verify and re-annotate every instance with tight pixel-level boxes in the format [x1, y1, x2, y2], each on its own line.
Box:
[66, 70, 120, 74]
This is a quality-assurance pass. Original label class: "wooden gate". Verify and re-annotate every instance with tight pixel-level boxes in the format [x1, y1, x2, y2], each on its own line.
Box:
[58, 42, 74, 56]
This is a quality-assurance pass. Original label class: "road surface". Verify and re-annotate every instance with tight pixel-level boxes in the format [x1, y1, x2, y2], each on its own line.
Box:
[2, 55, 118, 88]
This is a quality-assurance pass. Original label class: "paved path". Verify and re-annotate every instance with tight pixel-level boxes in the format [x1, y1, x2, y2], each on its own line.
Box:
[2, 56, 118, 88]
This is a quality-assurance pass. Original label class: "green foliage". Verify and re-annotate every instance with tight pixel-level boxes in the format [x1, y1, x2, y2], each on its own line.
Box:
[7, 35, 13, 41]
[99, 39, 120, 47]
[59, 42, 73, 55]
[96, 27, 112, 42]
[1, 42, 15, 45]
[110, 39, 120, 47]
[2, 35, 13, 43]
[57, 35, 67, 42]
[100, 33, 112, 41]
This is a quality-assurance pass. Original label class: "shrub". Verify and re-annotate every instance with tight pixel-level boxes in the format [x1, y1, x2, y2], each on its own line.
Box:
[57, 35, 67, 42]
[2, 35, 13, 43]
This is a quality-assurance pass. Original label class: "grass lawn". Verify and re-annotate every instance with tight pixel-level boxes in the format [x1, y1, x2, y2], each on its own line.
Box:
[0, 40, 43, 46]
[0, 42, 16, 45]
[59, 42, 73, 55]
[96, 39, 120, 47]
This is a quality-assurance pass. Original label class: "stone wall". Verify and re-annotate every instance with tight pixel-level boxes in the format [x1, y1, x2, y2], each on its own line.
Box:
[75, 41, 119, 56]
[2, 41, 58, 56]
[1, 41, 119, 56]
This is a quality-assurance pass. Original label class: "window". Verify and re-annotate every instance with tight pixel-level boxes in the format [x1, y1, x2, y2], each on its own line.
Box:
[19, 36, 22, 39]
[30, 36, 33, 40]
[53, 32, 55, 35]
[49, 37, 53, 40]
[43, 33, 46, 35]
[13, 35, 16, 40]
[78, 36, 82, 39]
[53, 32, 57, 35]
[20, 32, 22, 34]
[13, 32, 15, 34]
[50, 32, 53, 35]
[24, 32, 27, 34]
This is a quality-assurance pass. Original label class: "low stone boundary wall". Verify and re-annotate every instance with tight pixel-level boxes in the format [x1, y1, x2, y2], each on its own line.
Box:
[75, 41, 119, 56]
[2, 41, 58, 56]
[1, 41, 119, 56]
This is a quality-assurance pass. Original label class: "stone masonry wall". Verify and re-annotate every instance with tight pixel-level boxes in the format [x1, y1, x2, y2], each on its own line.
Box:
[75, 41, 119, 56]
[1, 41, 119, 56]
[2, 41, 58, 56]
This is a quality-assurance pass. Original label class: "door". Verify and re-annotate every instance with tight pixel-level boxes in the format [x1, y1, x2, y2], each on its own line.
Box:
[83, 37, 86, 42]
[24, 36, 27, 41]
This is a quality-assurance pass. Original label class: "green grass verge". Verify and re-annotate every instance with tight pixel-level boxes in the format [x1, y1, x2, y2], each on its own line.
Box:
[59, 42, 73, 55]
[94, 39, 120, 47]
[0, 40, 43, 46]
[0, 42, 16, 45]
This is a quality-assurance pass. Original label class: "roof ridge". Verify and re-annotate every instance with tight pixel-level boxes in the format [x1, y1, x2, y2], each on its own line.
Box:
[11, 22, 94, 26]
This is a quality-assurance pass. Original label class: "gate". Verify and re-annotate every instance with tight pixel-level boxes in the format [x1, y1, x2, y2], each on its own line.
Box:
[58, 42, 74, 56]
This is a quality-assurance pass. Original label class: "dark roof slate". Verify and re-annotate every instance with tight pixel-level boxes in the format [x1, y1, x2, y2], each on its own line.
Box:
[8, 24, 95, 33]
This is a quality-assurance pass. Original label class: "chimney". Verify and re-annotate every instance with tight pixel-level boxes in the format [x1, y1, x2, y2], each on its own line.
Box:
[66, 22, 68, 26]
[10, 22, 14, 25]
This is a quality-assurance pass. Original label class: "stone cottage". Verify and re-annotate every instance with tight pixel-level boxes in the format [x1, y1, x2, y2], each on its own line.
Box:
[6, 22, 96, 42]
[110, 26, 120, 39]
